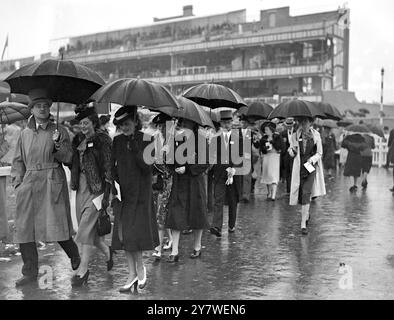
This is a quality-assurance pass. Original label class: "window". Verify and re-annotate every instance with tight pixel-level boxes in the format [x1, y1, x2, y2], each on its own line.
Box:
[303, 43, 313, 58]
[302, 77, 313, 94]
[269, 13, 276, 28]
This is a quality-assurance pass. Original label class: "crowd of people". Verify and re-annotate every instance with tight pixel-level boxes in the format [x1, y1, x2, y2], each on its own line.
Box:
[2, 88, 394, 293]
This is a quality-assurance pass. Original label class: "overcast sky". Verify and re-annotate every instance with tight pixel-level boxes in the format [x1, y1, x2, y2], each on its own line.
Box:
[0, 0, 393, 103]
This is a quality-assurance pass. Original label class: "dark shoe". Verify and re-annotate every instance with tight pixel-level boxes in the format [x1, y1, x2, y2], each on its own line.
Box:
[269, 198, 276, 201]
[390, 187, 394, 192]
[228, 227, 236, 233]
[71, 256, 81, 271]
[301, 228, 308, 235]
[15, 275, 37, 287]
[349, 186, 357, 192]
[107, 247, 115, 271]
[71, 270, 89, 287]
[209, 227, 222, 237]
[361, 180, 368, 189]
[190, 250, 202, 259]
[167, 254, 179, 263]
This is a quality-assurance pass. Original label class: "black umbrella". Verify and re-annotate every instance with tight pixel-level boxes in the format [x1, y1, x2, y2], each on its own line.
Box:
[4, 59, 105, 129]
[182, 83, 247, 109]
[268, 99, 325, 120]
[247, 101, 273, 120]
[345, 124, 371, 134]
[315, 102, 342, 121]
[90, 78, 180, 111]
[0, 101, 30, 125]
[365, 123, 384, 138]
[4, 59, 105, 104]
[158, 97, 214, 128]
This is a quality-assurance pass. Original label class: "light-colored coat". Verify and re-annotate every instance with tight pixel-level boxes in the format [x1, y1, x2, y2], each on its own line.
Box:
[289, 127, 326, 206]
[11, 116, 74, 243]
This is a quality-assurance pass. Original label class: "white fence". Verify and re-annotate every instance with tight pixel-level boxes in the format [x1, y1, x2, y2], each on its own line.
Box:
[372, 139, 389, 167]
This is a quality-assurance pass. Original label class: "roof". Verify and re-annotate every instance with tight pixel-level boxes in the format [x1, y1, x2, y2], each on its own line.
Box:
[322, 90, 394, 118]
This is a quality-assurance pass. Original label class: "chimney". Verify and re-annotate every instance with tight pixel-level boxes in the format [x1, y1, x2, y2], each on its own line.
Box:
[183, 5, 193, 17]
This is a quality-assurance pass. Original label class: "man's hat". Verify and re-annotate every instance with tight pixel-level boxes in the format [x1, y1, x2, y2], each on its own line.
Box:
[284, 117, 295, 126]
[28, 88, 52, 109]
[113, 105, 137, 126]
[74, 105, 97, 122]
[219, 109, 233, 121]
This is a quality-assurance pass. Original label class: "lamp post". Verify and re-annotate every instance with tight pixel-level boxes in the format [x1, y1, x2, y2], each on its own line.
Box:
[380, 67, 384, 126]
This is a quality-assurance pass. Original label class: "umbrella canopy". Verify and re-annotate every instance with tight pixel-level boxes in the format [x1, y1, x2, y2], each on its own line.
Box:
[158, 97, 214, 128]
[365, 123, 384, 138]
[90, 78, 180, 111]
[182, 83, 247, 109]
[0, 101, 30, 125]
[246, 101, 273, 120]
[4, 59, 105, 104]
[237, 105, 248, 116]
[315, 102, 342, 121]
[345, 124, 371, 134]
[320, 119, 338, 128]
[268, 99, 325, 120]
[337, 119, 353, 127]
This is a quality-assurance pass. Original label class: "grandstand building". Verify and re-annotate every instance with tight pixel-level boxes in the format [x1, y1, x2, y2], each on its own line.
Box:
[0, 5, 350, 105]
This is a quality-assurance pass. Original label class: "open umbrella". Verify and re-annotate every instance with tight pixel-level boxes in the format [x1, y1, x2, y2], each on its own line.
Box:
[0, 81, 30, 105]
[0, 101, 30, 125]
[268, 99, 325, 120]
[345, 124, 371, 134]
[4, 59, 105, 128]
[337, 119, 353, 127]
[5, 59, 105, 104]
[365, 123, 384, 138]
[246, 101, 273, 120]
[237, 105, 248, 116]
[315, 102, 342, 121]
[182, 83, 247, 109]
[90, 78, 180, 112]
[158, 97, 214, 128]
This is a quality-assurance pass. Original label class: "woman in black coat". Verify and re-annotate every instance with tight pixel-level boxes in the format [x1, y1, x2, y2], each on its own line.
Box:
[111, 106, 159, 292]
[341, 133, 367, 192]
[165, 118, 210, 262]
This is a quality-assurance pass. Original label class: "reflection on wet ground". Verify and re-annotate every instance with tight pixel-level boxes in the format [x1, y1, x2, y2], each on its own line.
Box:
[1, 168, 394, 299]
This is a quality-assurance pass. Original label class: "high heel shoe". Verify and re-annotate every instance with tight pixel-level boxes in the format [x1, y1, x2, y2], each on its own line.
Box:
[71, 270, 89, 287]
[119, 276, 138, 293]
[167, 254, 179, 263]
[163, 240, 173, 251]
[107, 246, 115, 271]
[138, 266, 147, 289]
[190, 250, 201, 259]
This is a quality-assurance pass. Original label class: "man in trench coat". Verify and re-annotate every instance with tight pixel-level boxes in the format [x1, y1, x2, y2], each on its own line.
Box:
[11, 88, 80, 286]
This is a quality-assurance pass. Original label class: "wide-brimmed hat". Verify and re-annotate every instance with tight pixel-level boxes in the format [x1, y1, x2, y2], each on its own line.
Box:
[219, 109, 233, 121]
[113, 105, 137, 126]
[28, 88, 52, 109]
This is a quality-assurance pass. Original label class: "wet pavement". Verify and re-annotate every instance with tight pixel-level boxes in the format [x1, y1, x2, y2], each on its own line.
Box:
[1, 167, 394, 300]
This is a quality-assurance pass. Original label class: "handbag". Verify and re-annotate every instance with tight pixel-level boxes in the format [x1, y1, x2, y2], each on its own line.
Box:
[97, 208, 112, 237]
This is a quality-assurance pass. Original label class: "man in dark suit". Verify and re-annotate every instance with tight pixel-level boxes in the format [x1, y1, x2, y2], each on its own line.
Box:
[210, 110, 243, 237]
[280, 117, 295, 194]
